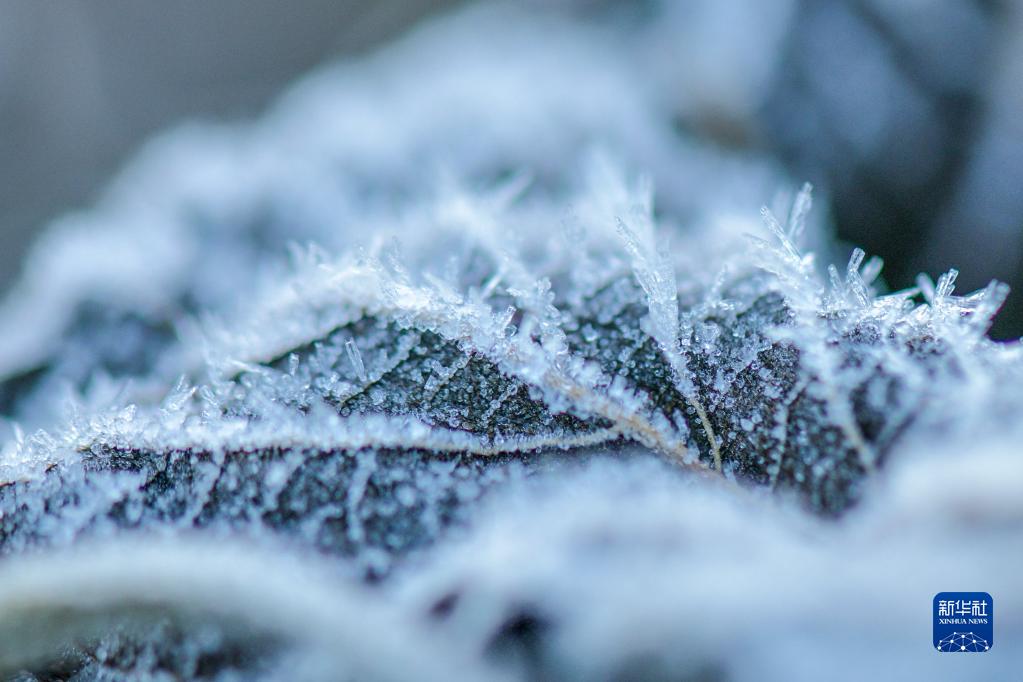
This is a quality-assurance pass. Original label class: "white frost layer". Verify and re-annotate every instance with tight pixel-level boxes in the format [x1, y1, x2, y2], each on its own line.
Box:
[0, 440, 1018, 681]
[0, 538, 506, 682]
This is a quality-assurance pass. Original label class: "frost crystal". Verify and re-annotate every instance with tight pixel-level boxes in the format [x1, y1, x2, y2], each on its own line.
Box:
[0, 3, 1020, 681]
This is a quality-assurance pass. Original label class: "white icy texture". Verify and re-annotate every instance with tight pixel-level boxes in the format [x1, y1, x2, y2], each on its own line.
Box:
[0, 2, 1020, 681]
[0, 538, 505, 682]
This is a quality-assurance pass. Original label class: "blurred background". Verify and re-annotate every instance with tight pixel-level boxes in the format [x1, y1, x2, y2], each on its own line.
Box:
[1, 0, 1021, 336]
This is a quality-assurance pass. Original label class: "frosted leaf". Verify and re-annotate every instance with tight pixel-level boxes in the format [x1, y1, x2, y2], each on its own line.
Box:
[0, 2, 1020, 681]
[0, 432, 546, 581]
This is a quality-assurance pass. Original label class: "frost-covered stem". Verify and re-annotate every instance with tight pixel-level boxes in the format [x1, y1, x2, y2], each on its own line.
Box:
[687, 396, 722, 471]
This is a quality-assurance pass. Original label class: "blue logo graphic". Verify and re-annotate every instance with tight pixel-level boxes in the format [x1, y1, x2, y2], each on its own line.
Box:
[933, 592, 992, 652]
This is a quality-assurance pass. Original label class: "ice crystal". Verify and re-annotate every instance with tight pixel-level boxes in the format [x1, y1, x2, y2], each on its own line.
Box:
[0, 3, 1020, 681]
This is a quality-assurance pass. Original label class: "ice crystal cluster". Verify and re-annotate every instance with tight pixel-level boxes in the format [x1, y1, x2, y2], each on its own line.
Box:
[0, 4, 1020, 681]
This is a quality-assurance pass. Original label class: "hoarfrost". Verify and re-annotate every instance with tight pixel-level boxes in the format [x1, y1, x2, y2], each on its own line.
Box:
[0, 2, 1019, 681]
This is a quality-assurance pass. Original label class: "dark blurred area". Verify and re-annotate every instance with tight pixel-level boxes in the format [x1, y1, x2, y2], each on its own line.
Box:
[758, 0, 1023, 339]
[1, 0, 1022, 337]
